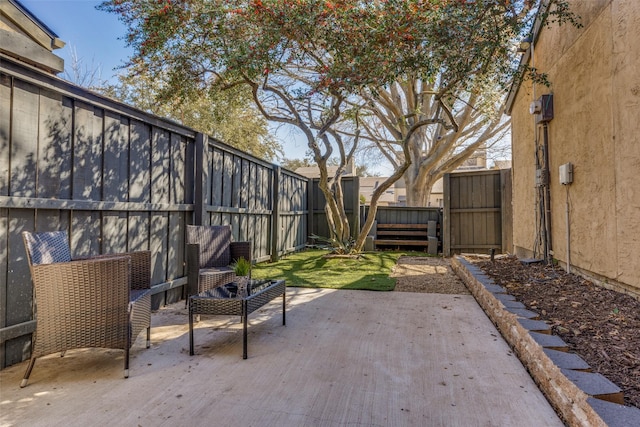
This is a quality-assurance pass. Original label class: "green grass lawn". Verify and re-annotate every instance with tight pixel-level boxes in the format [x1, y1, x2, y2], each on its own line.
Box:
[252, 249, 431, 291]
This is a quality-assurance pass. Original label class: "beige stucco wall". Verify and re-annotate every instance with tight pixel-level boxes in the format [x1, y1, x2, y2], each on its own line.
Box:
[510, 0, 640, 294]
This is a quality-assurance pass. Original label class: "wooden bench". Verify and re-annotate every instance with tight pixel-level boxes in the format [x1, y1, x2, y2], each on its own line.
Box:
[372, 221, 440, 254]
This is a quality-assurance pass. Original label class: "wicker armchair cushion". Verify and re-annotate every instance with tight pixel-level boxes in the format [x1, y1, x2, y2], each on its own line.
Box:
[186, 225, 231, 268]
[23, 231, 72, 265]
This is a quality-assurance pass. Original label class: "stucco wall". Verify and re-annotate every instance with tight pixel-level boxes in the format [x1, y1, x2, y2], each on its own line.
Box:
[510, 0, 640, 294]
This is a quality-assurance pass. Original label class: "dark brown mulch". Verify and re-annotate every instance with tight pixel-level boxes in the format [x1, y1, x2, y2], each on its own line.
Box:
[470, 255, 640, 409]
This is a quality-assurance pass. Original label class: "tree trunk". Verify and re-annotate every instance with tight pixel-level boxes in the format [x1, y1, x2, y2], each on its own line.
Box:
[353, 160, 412, 251]
[404, 169, 439, 207]
[316, 165, 352, 251]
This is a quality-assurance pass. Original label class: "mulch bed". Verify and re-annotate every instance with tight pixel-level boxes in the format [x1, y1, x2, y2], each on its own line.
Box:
[470, 255, 640, 409]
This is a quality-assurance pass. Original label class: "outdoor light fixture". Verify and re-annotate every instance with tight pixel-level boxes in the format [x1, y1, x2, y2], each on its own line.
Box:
[517, 35, 533, 53]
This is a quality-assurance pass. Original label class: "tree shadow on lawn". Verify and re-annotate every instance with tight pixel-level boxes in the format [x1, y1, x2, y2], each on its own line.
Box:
[253, 249, 432, 291]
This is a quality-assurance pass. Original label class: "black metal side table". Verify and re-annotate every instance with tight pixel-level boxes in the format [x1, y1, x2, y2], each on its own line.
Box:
[188, 279, 286, 359]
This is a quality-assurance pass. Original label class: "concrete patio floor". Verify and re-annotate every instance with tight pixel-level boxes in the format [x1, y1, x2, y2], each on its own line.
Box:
[0, 288, 563, 426]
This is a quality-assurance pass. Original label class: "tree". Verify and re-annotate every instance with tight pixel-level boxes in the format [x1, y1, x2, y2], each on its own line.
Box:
[63, 45, 109, 90]
[349, 75, 510, 206]
[100, 0, 580, 253]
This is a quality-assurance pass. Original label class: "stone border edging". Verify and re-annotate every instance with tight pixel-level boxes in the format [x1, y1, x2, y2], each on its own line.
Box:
[451, 255, 607, 427]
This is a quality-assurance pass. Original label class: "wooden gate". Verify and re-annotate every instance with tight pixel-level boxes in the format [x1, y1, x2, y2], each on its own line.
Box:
[443, 169, 512, 255]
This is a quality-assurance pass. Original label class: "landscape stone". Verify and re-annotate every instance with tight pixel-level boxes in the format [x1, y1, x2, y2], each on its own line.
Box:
[543, 348, 590, 371]
[518, 318, 552, 334]
[587, 397, 640, 427]
[529, 331, 568, 351]
[561, 369, 623, 404]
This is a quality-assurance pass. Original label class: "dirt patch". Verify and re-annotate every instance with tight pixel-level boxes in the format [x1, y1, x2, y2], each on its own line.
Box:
[468, 255, 640, 409]
[391, 256, 470, 294]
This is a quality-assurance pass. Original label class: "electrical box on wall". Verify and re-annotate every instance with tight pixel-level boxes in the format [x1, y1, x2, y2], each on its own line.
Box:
[532, 94, 554, 123]
[559, 163, 573, 185]
[535, 168, 548, 187]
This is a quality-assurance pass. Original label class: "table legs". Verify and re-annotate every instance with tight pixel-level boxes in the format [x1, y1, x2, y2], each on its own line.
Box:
[189, 307, 195, 356]
[242, 300, 248, 359]
[189, 281, 285, 359]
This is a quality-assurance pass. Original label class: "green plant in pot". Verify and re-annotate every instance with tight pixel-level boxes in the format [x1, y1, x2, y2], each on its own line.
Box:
[233, 257, 251, 277]
[232, 257, 251, 297]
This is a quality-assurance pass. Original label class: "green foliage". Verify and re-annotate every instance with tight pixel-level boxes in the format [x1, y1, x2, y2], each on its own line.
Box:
[252, 249, 423, 291]
[232, 257, 252, 277]
[101, 71, 282, 161]
[99, 0, 579, 99]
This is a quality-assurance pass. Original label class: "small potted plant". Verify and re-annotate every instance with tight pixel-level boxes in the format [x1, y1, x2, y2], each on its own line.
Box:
[232, 257, 251, 297]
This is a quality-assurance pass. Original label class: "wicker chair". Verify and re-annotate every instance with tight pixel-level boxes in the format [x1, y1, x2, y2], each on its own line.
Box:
[186, 225, 252, 301]
[20, 230, 151, 387]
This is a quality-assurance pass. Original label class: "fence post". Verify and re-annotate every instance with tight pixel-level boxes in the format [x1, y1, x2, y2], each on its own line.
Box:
[307, 178, 314, 243]
[443, 173, 451, 256]
[501, 168, 513, 254]
[270, 165, 281, 262]
[193, 133, 208, 226]
[351, 176, 360, 240]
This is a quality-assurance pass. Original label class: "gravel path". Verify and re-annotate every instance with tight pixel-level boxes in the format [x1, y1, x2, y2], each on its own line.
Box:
[391, 256, 470, 294]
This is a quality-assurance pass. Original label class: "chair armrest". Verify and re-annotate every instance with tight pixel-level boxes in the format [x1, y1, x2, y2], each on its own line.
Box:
[76, 251, 151, 291]
[124, 251, 151, 291]
[31, 257, 131, 319]
[230, 241, 252, 264]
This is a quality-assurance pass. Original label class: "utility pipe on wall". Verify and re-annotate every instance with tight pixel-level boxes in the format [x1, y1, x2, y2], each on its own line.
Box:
[565, 185, 571, 274]
[542, 123, 552, 264]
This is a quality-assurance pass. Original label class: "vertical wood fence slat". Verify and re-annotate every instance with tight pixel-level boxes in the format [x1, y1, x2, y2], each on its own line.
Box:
[37, 89, 72, 199]
[0, 75, 9, 368]
[193, 133, 207, 225]
[0, 208, 7, 368]
[501, 169, 513, 254]
[443, 173, 451, 256]
[5, 211, 33, 365]
[129, 119, 151, 204]
[0, 74, 11, 196]
[271, 166, 280, 261]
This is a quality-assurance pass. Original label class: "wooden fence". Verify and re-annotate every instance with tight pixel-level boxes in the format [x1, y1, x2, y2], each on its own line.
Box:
[0, 57, 313, 369]
[442, 169, 512, 255]
[360, 205, 443, 250]
[194, 138, 309, 263]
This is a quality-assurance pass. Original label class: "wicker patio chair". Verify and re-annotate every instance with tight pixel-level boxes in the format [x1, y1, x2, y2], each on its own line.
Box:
[20, 230, 152, 387]
[186, 225, 252, 301]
